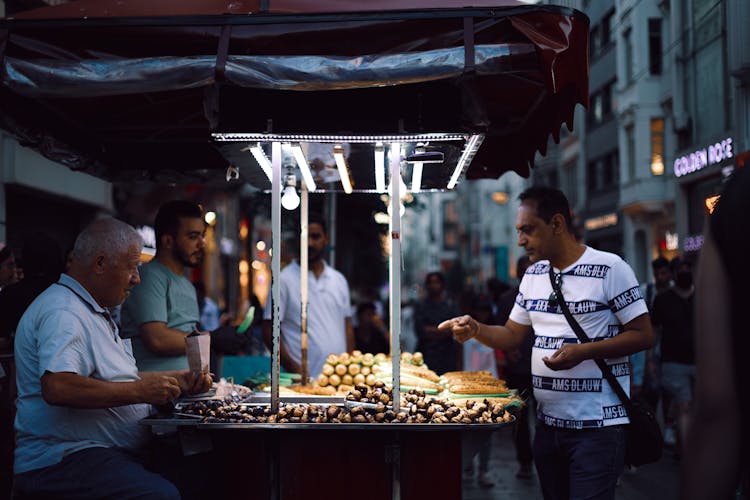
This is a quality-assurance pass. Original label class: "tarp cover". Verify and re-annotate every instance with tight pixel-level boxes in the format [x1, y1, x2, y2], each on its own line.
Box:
[0, 0, 588, 184]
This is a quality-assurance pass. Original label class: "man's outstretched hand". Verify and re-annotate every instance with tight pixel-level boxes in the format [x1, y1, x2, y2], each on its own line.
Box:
[437, 315, 479, 343]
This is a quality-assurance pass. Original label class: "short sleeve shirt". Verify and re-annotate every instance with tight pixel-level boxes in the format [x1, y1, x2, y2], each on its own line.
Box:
[263, 261, 351, 377]
[509, 247, 648, 429]
[120, 259, 199, 371]
[14, 274, 152, 474]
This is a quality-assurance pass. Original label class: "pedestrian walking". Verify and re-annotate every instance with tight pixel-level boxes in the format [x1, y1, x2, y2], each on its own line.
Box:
[414, 272, 461, 375]
[652, 256, 695, 459]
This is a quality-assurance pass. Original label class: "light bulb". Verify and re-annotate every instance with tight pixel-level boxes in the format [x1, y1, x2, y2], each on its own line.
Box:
[281, 185, 300, 210]
[386, 201, 406, 217]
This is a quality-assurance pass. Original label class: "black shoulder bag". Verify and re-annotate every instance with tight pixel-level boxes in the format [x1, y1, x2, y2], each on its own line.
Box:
[549, 267, 663, 467]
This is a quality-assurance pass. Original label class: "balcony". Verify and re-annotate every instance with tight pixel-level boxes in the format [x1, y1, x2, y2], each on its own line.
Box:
[619, 175, 673, 216]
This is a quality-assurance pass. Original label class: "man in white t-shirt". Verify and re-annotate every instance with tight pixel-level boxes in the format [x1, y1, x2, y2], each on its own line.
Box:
[439, 186, 654, 500]
[263, 213, 354, 378]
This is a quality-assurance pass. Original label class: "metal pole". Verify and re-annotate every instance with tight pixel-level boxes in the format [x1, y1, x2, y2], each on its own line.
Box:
[300, 185, 309, 385]
[271, 141, 282, 411]
[390, 146, 402, 415]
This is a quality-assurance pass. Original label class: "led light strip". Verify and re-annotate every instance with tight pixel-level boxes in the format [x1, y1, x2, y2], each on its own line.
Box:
[447, 134, 484, 190]
[243, 144, 273, 181]
[290, 143, 317, 192]
[374, 142, 386, 193]
[213, 133, 467, 143]
[333, 144, 354, 194]
[411, 162, 423, 193]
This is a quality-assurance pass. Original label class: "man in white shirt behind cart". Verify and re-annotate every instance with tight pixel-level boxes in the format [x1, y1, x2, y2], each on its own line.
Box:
[263, 213, 354, 378]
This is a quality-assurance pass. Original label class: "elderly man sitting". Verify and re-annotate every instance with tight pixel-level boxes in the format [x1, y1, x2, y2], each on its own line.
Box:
[13, 218, 211, 499]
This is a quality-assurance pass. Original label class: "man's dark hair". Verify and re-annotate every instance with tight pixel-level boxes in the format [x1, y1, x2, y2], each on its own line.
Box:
[425, 271, 445, 286]
[307, 212, 327, 234]
[671, 255, 692, 273]
[154, 200, 204, 248]
[651, 256, 669, 272]
[518, 186, 574, 233]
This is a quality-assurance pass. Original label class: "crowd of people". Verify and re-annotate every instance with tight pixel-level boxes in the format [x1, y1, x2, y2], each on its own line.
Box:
[0, 177, 746, 498]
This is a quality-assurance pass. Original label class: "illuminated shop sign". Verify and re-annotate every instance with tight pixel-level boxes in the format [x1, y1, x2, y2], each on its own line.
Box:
[664, 231, 679, 251]
[704, 194, 721, 215]
[683, 234, 704, 252]
[673, 138, 733, 178]
[584, 213, 618, 231]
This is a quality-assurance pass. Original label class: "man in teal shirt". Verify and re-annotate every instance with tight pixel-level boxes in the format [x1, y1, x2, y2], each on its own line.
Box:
[121, 200, 207, 371]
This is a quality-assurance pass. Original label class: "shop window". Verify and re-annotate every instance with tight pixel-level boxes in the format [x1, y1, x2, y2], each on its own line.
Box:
[648, 18, 662, 75]
[650, 118, 665, 175]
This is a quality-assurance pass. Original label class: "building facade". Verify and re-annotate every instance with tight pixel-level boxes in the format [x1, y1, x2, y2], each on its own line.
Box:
[530, 0, 750, 284]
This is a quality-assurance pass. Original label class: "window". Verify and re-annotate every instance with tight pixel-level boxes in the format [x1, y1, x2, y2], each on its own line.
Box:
[623, 28, 634, 83]
[587, 152, 619, 191]
[587, 159, 599, 192]
[590, 25, 599, 59]
[649, 19, 662, 75]
[587, 81, 614, 128]
[650, 118, 665, 175]
[626, 126, 636, 181]
[563, 161, 577, 208]
[602, 152, 619, 187]
[602, 82, 613, 117]
[589, 92, 603, 127]
[590, 10, 613, 60]
[601, 10, 613, 48]
[692, 0, 728, 142]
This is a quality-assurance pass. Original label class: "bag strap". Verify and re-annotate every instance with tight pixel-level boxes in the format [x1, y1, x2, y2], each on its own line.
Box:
[548, 266, 635, 413]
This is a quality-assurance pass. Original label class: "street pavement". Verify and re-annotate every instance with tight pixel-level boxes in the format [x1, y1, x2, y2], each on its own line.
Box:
[463, 427, 683, 500]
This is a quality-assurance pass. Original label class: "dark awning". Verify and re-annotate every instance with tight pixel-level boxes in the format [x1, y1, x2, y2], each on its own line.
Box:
[0, 0, 588, 186]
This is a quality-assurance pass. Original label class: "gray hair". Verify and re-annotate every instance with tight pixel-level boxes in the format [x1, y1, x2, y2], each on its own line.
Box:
[71, 218, 143, 265]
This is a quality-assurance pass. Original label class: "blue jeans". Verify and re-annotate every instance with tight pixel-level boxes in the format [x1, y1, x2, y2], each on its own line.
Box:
[14, 446, 180, 499]
[533, 424, 626, 500]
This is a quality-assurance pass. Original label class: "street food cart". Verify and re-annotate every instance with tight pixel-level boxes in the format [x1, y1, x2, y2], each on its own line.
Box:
[0, 1, 589, 498]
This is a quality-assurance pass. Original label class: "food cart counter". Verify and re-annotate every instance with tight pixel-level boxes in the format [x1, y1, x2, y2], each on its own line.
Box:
[142, 411, 510, 500]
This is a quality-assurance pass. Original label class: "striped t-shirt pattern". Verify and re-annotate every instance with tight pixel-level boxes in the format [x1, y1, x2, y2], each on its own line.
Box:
[509, 246, 648, 429]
